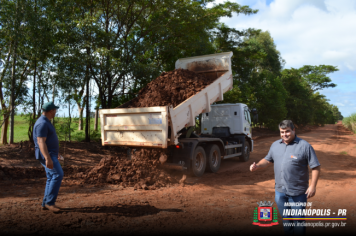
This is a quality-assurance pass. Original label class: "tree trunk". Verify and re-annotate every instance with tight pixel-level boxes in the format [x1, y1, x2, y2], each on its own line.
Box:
[68, 99, 71, 142]
[9, 43, 17, 144]
[28, 60, 37, 142]
[37, 66, 42, 117]
[33, 60, 36, 117]
[78, 107, 84, 130]
[0, 50, 10, 145]
[1, 115, 9, 144]
[94, 107, 98, 131]
[52, 82, 55, 125]
[85, 67, 90, 142]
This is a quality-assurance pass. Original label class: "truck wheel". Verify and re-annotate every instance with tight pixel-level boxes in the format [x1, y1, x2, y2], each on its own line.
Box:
[190, 146, 207, 177]
[205, 144, 221, 173]
[240, 141, 250, 162]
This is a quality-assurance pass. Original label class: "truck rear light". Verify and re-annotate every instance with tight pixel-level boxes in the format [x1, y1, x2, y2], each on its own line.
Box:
[175, 144, 184, 149]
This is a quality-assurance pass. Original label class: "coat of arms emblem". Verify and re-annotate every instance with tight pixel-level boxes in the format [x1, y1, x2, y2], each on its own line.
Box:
[252, 201, 279, 227]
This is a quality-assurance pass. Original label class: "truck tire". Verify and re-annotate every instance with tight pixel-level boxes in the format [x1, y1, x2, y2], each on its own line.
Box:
[205, 144, 221, 173]
[240, 141, 250, 162]
[190, 146, 207, 177]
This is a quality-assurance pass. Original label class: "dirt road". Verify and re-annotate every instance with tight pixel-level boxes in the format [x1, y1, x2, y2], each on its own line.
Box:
[0, 123, 355, 235]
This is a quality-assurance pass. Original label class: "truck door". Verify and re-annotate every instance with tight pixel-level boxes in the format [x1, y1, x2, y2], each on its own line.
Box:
[243, 106, 252, 139]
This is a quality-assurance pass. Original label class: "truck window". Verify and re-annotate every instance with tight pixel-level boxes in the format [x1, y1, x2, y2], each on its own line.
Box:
[213, 108, 229, 117]
[244, 109, 251, 124]
[247, 110, 251, 124]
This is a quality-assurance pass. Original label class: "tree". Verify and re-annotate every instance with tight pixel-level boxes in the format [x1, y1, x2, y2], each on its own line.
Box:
[56, 53, 87, 131]
[298, 65, 338, 91]
[280, 68, 313, 126]
[25, 0, 56, 141]
[310, 93, 335, 125]
[0, 0, 33, 144]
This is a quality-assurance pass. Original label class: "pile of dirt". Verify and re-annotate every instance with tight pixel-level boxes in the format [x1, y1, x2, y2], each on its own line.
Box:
[0, 164, 89, 181]
[82, 149, 179, 190]
[0, 165, 44, 180]
[119, 69, 214, 108]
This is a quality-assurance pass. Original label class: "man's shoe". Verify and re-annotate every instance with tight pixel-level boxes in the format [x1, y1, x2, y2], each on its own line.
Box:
[41, 206, 48, 211]
[45, 204, 61, 213]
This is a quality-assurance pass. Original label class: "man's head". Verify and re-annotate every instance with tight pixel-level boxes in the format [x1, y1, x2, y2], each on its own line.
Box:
[42, 102, 59, 120]
[279, 120, 295, 144]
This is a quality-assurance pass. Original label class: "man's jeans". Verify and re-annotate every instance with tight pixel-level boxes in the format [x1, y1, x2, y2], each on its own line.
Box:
[39, 156, 64, 207]
[275, 190, 307, 235]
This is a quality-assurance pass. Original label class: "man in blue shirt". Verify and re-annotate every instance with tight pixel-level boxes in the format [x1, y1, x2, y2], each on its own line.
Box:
[250, 120, 321, 235]
[33, 102, 63, 213]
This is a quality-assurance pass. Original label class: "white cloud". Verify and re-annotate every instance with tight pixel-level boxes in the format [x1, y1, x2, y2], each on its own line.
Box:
[216, 0, 356, 116]
[230, 0, 356, 70]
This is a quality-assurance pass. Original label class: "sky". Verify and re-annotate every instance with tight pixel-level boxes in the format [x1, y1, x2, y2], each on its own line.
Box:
[208, 0, 356, 117]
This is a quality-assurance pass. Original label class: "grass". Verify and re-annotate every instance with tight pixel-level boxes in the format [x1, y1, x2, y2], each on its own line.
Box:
[340, 151, 347, 155]
[342, 113, 356, 134]
[0, 115, 101, 144]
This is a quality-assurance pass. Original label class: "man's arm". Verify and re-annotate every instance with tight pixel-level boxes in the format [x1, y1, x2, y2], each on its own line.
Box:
[37, 137, 53, 169]
[305, 166, 320, 198]
[250, 159, 271, 172]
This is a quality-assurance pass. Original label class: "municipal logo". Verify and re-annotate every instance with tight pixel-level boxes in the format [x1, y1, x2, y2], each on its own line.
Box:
[252, 201, 279, 227]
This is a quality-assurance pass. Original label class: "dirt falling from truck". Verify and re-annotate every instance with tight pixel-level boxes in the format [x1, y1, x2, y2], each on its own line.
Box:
[85, 69, 218, 189]
[118, 68, 215, 108]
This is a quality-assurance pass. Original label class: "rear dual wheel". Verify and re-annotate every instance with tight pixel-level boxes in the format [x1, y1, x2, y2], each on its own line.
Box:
[190, 145, 222, 177]
[205, 144, 221, 173]
[190, 146, 206, 177]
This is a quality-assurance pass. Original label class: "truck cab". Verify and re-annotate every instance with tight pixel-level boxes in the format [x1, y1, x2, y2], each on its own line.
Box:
[201, 103, 253, 152]
[167, 103, 254, 177]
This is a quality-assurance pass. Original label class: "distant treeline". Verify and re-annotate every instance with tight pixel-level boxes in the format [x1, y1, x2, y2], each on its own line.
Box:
[0, 0, 341, 144]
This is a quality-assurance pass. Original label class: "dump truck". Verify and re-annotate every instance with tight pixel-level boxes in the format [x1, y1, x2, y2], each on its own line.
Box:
[99, 52, 253, 177]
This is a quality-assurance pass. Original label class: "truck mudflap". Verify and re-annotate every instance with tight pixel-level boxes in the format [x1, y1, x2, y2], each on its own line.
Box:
[166, 140, 197, 172]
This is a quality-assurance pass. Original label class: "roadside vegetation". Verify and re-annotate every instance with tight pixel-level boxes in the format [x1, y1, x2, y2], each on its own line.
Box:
[342, 113, 356, 133]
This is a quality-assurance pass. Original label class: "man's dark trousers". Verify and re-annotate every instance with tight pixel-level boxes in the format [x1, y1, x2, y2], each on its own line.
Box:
[39, 156, 63, 207]
[275, 190, 307, 235]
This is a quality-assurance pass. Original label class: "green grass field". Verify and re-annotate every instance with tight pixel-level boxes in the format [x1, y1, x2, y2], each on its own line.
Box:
[0, 115, 101, 144]
[342, 113, 356, 133]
